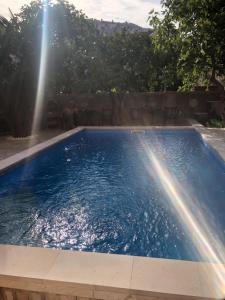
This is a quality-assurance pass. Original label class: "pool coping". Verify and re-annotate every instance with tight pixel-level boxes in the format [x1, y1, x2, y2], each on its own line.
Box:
[0, 127, 84, 174]
[0, 125, 225, 300]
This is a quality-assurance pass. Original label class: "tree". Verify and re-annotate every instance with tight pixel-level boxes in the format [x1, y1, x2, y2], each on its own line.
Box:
[1, 0, 192, 137]
[46, 0, 105, 94]
[0, 2, 45, 136]
[0, 0, 105, 136]
[149, 0, 225, 90]
[98, 31, 152, 92]
[98, 29, 180, 92]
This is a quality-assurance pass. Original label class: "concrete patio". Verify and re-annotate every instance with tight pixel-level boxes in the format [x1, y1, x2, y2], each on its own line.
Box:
[0, 129, 65, 160]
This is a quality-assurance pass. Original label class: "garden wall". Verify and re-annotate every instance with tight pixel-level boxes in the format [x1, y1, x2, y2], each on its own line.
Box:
[46, 91, 222, 126]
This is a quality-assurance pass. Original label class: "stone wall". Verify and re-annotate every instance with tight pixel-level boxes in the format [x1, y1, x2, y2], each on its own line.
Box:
[46, 91, 221, 127]
[0, 286, 181, 300]
[0, 288, 97, 300]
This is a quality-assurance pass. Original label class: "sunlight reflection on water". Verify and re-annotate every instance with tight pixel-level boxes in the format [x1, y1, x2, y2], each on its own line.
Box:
[139, 134, 225, 297]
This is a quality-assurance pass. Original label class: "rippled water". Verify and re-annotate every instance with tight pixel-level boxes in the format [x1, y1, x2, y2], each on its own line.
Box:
[0, 129, 225, 261]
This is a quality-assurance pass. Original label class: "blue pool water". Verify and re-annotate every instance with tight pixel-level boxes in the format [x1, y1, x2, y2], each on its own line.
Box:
[0, 129, 225, 261]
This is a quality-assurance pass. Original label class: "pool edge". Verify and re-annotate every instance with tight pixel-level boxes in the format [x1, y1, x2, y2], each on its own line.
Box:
[0, 244, 223, 300]
[0, 127, 84, 174]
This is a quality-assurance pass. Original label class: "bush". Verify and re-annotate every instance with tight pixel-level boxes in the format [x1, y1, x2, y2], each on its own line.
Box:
[206, 119, 224, 128]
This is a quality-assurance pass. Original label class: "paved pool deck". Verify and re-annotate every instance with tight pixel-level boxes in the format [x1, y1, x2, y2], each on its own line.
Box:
[0, 130, 65, 161]
[197, 127, 225, 160]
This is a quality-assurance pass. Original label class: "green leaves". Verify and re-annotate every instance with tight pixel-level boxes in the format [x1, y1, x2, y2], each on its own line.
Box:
[149, 0, 225, 90]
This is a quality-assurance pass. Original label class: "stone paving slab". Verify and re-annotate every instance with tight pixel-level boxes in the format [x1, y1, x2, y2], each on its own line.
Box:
[0, 130, 65, 161]
[189, 119, 225, 161]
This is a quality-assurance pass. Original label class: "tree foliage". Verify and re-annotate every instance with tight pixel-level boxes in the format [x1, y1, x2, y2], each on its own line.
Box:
[0, 0, 182, 136]
[149, 0, 225, 90]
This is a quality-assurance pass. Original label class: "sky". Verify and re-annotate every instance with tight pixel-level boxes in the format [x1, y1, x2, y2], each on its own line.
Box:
[0, 0, 161, 27]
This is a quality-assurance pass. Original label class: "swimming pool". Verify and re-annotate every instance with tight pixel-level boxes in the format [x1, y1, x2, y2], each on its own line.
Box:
[0, 129, 225, 261]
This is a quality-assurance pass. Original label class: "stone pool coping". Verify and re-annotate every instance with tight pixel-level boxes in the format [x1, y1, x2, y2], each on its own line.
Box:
[0, 244, 224, 300]
[0, 125, 225, 300]
[0, 127, 83, 174]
